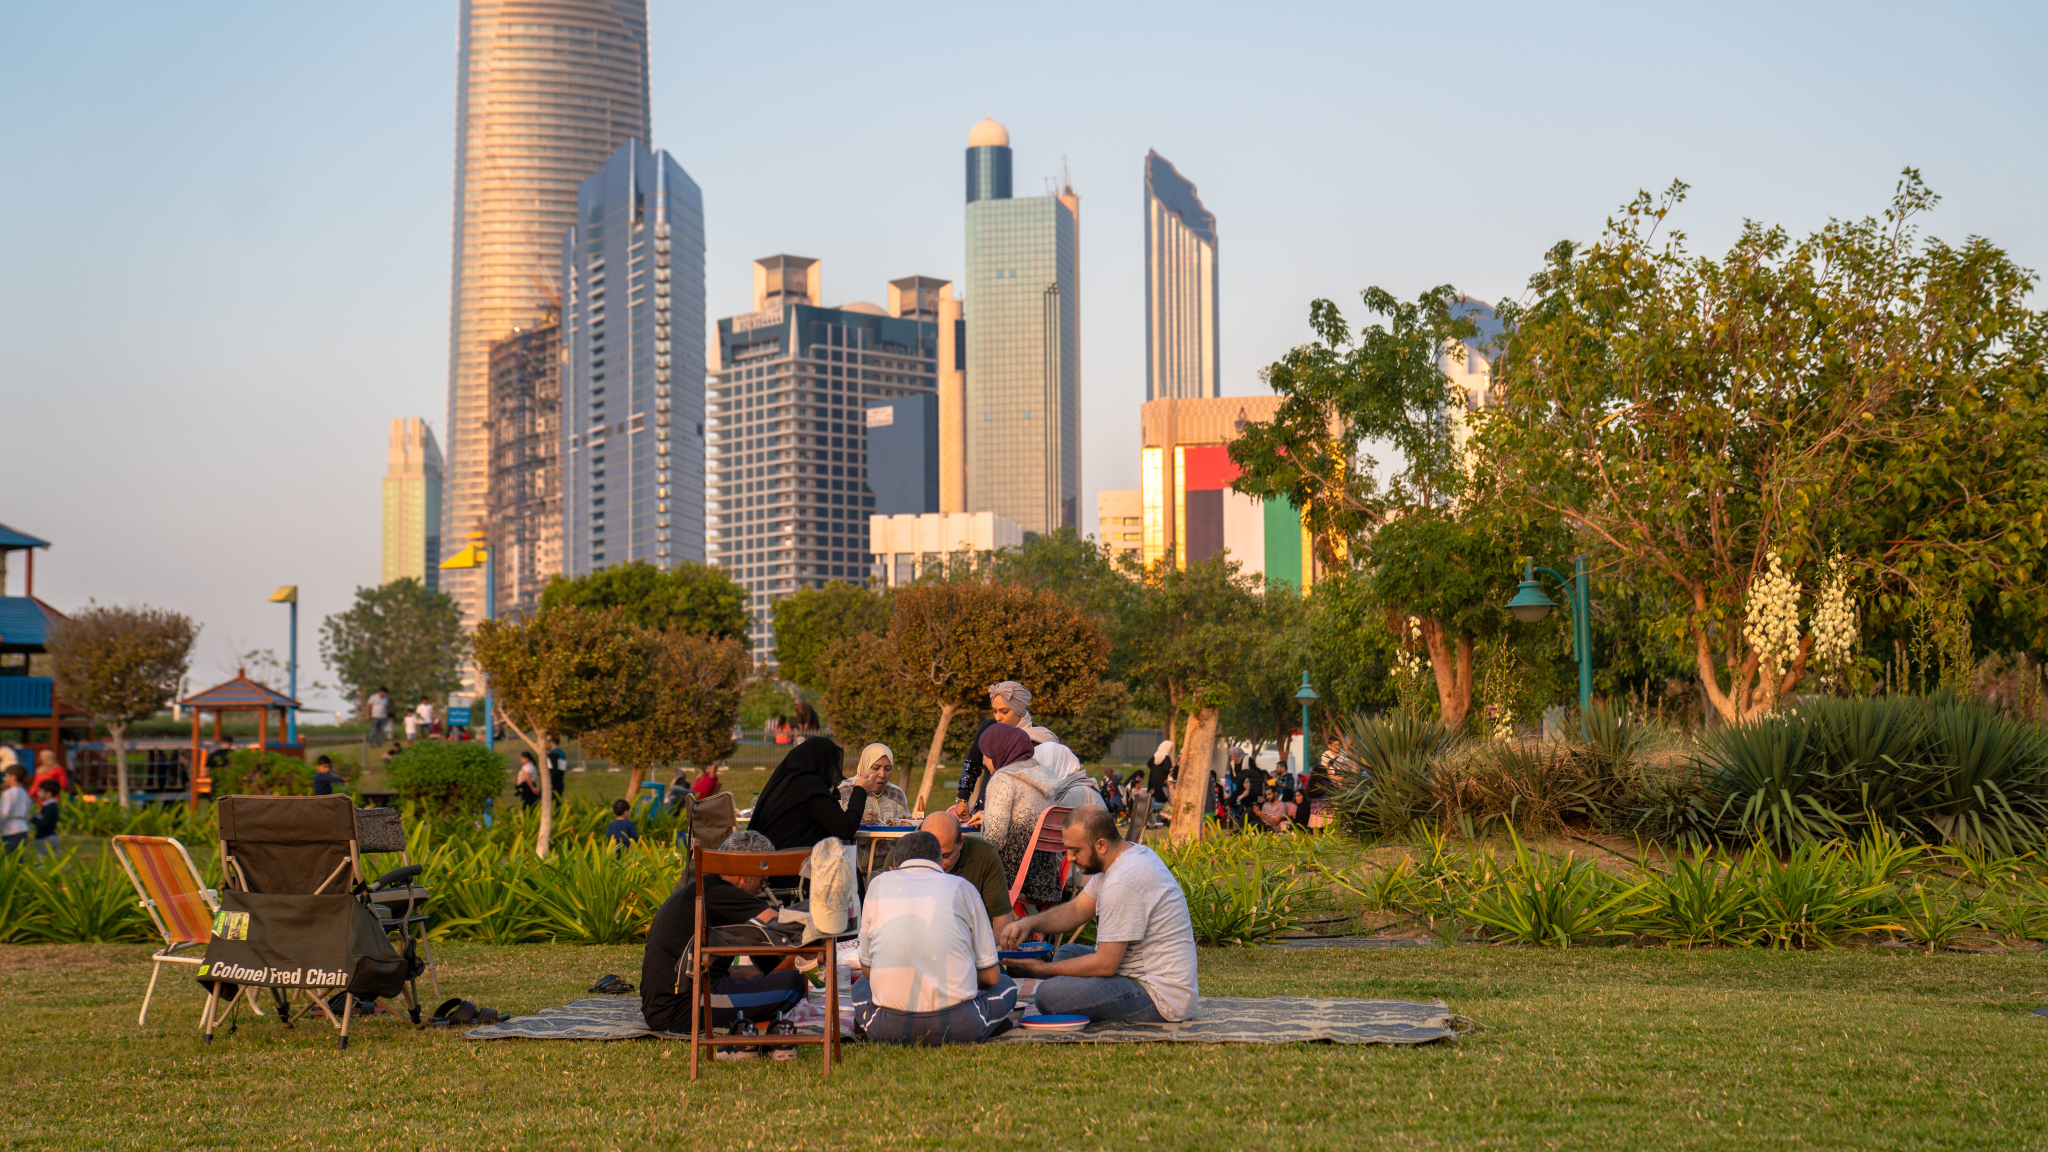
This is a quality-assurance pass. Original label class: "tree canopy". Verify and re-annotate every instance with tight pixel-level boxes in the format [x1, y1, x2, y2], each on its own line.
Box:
[1481, 172, 2048, 721]
[539, 559, 749, 646]
[48, 603, 198, 808]
[318, 577, 467, 712]
[770, 581, 891, 690]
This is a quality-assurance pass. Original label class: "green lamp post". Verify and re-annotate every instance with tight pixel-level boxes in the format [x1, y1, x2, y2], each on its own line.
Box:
[1293, 671, 1320, 779]
[1504, 556, 1594, 713]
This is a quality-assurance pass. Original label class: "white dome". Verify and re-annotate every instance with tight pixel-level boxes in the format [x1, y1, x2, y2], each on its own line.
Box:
[967, 118, 1009, 148]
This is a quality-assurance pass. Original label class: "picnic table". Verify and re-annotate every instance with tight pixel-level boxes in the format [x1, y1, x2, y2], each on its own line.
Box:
[853, 825, 916, 874]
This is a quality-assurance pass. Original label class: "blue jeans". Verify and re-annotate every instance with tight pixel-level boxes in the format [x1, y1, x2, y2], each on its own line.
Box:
[1032, 944, 1165, 1023]
[849, 974, 1019, 1045]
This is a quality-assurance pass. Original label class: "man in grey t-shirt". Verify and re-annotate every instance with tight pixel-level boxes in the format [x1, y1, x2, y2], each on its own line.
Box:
[999, 806, 1199, 1023]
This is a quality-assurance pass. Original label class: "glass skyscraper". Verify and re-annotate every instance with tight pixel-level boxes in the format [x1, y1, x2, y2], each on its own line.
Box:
[382, 418, 443, 592]
[707, 258, 941, 659]
[559, 140, 706, 575]
[444, 0, 651, 626]
[1144, 151, 1219, 402]
[963, 119, 1081, 535]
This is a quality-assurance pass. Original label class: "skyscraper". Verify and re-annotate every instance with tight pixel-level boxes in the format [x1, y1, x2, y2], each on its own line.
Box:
[1144, 151, 1218, 402]
[487, 315, 561, 619]
[559, 139, 706, 576]
[963, 118, 1081, 535]
[382, 418, 444, 591]
[707, 256, 941, 658]
[445, 0, 651, 624]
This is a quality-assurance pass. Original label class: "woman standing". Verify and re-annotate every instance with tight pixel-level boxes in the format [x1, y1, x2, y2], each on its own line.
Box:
[514, 751, 542, 809]
[748, 737, 883, 851]
[1145, 739, 1175, 806]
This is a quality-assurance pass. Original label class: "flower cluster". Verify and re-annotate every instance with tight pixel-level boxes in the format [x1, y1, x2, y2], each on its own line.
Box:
[1744, 551, 1802, 676]
[1396, 616, 1429, 678]
[1811, 551, 1858, 675]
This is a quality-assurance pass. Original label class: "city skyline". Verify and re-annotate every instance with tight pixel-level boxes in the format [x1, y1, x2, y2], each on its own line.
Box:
[1144, 150, 1219, 402]
[6, 3, 2040, 709]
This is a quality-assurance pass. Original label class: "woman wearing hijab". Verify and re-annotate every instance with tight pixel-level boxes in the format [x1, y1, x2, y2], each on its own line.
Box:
[1145, 739, 1175, 805]
[981, 729, 1103, 908]
[837, 743, 913, 825]
[952, 682, 1053, 818]
[747, 737, 885, 851]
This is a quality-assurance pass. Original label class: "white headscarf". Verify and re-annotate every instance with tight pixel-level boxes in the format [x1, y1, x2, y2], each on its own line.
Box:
[1152, 739, 1175, 762]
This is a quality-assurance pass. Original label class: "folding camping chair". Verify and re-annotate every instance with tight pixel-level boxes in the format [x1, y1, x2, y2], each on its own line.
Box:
[353, 806, 438, 999]
[1008, 805, 1076, 919]
[1122, 792, 1152, 845]
[205, 795, 425, 1047]
[688, 846, 840, 1080]
[111, 835, 262, 1026]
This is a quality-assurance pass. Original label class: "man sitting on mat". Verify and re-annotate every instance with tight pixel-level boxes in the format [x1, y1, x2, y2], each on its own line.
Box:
[998, 805, 1199, 1024]
[849, 831, 1018, 1044]
[640, 830, 808, 1040]
[918, 810, 1016, 935]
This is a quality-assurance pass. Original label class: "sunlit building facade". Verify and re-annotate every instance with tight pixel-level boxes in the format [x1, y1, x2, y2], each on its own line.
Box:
[707, 257, 942, 658]
[963, 118, 1081, 535]
[1144, 151, 1219, 402]
[444, 0, 651, 626]
[382, 419, 444, 592]
[1137, 396, 1309, 588]
[559, 140, 706, 576]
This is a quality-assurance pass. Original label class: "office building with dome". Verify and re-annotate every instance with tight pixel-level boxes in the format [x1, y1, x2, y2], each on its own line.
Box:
[962, 118, 1081, 535]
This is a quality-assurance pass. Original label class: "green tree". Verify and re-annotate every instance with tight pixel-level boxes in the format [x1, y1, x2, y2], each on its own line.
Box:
[770, 581, 891, 691]
[318, 577, 466, 715]
[813, 633, 978, 768]
[540, 559, 749, 647]
[47, 604, 198, 809]
[1113, 554, 1266, 842]
[1482, 172, 2048, 722]
[472, 606, 654, 855]
[584, 628, 749, 796]
[384, 742, 507, 819]
[889, 582, 1110, 815]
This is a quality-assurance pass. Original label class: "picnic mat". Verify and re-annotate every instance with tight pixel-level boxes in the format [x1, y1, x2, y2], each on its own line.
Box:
[463, 996, 1460, 1046]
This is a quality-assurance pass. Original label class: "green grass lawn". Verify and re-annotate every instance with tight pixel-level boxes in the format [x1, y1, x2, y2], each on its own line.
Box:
[4, 941, 2044, 1149]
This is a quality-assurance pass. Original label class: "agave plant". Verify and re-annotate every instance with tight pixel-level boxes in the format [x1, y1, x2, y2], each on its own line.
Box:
[1698, 717, 1844, 847]
[1329, 711, 1462, 836]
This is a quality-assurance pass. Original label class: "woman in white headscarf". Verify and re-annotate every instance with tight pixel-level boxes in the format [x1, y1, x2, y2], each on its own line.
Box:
[1145, 739, 1175, 804]
[982, 734, 1103, 907]
[836, 743, 913, 825]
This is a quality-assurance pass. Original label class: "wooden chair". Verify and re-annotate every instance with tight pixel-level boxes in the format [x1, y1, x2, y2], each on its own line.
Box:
[688, 846, 840, 1080]
[1007, 805, 1075, 919]
[110, 835, 260, 1026]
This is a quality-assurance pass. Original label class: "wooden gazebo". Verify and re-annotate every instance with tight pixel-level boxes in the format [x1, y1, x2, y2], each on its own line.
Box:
[178, 670, 302, 808]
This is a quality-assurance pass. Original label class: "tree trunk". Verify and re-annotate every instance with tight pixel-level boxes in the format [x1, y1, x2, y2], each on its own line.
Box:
[496, 710, 553, 857]
[111, 722, 130, 809]
[1168, 706, 1221, 846]
[1422, 624, 1475, 730]
[913, 700, 960, 817]
[625, 765, 645, 801]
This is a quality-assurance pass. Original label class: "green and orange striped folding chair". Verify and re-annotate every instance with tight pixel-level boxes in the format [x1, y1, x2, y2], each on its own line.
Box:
[112, 835, 260, 1026]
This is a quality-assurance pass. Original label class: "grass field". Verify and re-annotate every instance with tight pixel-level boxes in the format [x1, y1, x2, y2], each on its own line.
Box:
[4, 941, 2045, 1149]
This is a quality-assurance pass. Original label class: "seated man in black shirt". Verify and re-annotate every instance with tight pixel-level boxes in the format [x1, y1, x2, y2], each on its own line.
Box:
[640, 830, 810, 1041]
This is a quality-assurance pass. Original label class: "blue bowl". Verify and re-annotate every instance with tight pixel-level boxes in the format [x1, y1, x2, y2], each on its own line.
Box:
[998, 942, 1054, 961]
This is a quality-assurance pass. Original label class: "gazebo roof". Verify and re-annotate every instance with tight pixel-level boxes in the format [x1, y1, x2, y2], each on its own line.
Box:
[179, 670, 301, 711]
[0, 523, 50, 551]
[0, 596, 64, 649]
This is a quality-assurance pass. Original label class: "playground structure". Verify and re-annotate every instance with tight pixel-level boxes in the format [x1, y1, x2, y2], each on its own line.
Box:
[0, 522, 91, 762]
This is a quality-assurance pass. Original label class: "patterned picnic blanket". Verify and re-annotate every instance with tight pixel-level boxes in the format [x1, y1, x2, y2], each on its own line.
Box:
[463, 996, 1459, 1046]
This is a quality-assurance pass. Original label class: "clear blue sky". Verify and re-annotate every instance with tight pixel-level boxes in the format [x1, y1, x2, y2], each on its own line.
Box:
[2, 2, 2041, 710]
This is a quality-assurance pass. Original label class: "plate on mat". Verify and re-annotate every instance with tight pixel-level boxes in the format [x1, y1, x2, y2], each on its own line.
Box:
[1019, 1014, 1089, 1032]
[998, 942, 1053, 960]
[858, 825, 913, 832]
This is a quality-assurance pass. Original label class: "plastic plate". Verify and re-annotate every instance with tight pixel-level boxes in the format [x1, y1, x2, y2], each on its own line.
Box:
[998, 942, 1054, 961]
[1018, 1014, 1090, 1031]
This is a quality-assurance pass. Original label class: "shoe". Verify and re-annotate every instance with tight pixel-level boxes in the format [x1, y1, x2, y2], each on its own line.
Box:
[767, 1019, 799, 1061]
[714, 1019, 759, 1060]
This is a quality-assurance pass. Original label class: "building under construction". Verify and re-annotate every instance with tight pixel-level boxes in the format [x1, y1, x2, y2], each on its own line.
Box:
[488, 315, 562, 619]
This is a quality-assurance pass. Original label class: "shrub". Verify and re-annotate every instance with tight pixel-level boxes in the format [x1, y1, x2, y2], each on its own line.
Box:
[211, 749, 315, 797]
[386, 741, 508, 819]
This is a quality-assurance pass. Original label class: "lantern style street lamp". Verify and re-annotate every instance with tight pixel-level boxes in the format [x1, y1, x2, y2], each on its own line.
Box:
[1293, 671, 1320, 779]
[1503, 556, 1594, 713]
[268, 585, 298, 745]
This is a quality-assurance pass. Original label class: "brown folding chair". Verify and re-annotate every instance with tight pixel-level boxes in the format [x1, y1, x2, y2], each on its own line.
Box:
[1007, 804, 1075, 919]
[688, 846, 839, 1080]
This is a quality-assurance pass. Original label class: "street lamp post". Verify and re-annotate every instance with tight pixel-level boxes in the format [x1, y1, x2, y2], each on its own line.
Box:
[1293, 671, 1320, 780]
[1503, 555, 1594, 713]
[438, 529, 495, 750]
[268, 585, 298, 745]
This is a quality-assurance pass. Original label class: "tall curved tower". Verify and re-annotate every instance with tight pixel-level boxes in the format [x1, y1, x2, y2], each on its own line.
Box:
[1144, 150, 1218, 401]
[445, 0, 651, 625]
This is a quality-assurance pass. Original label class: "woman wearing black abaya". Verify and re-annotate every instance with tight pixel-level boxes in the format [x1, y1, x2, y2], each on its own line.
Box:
[747, 737, 883, 851]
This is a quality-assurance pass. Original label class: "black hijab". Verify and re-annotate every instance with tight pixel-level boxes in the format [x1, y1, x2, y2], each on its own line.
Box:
[748, 736, 844, 830]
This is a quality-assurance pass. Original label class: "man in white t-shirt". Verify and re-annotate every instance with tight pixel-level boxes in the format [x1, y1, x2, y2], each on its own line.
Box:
[848, 831, 1018, 1044]
[999, 805, 1199, 1023]
[367, 687, 390, 744]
